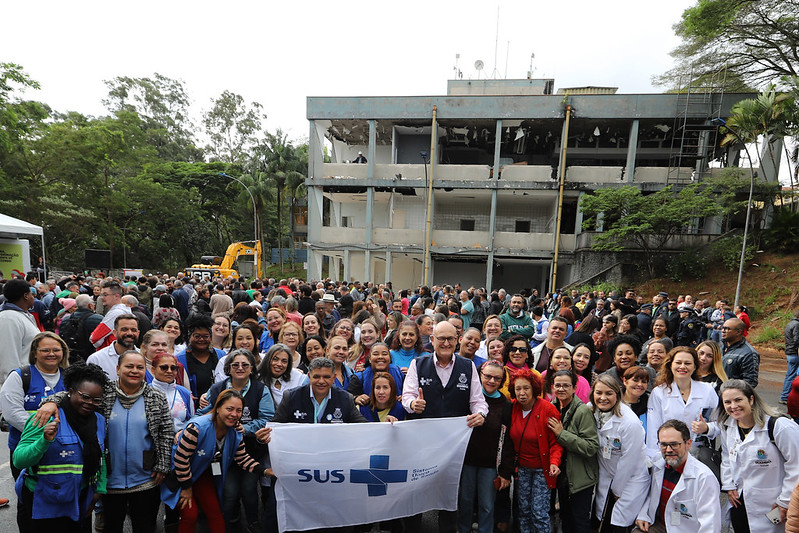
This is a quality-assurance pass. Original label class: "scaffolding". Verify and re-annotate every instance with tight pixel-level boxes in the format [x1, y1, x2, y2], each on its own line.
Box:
[667, 68, 727, 185]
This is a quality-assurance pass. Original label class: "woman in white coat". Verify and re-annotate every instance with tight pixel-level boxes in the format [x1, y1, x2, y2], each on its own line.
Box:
[719, 379, 799, 532]
[645, 347, 718, 460]
[591, 374, 650, 532]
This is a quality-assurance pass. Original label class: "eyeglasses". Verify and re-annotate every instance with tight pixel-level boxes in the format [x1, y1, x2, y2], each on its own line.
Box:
[658, 441, 686, 450]
[38, 348, 63, 354]
[553, 383, 573, 390]
[482, 375, 503, 382]
[191, 334, 211, 340]
[231, 363, 251, 369]
[721, 327, 740, 331]
[158, 365, 178, 372]
[74, 391, 103, 405]
[509, 346, 529, 353]
[282, 332, 299, 338]
[434, 336, 457, 344]
[337, 325, 353, 331]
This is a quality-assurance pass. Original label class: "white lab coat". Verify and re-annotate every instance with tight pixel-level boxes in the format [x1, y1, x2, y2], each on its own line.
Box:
[637, 454, 721, 532]
[594, 403, 650, 527]
[720, 415, 799, 532]
[645, 380, 719, 459]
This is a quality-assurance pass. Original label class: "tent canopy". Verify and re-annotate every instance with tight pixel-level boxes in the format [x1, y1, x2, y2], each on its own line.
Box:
[0, 213, 43, 239]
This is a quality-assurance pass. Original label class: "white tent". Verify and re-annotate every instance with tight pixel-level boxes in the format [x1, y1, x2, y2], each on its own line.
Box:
[0, 213, 46, 278]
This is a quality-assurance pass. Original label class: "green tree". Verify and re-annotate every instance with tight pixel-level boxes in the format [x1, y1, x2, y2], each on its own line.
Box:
[203, 91, 265, 164]
[579, 185, 723, 278]
[656, 0, 799, 90]
[255, 130, 306, 270]
[103, 73, 203, 162]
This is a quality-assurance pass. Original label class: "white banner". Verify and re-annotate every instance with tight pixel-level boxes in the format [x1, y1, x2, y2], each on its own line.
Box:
[269, 417, 472, 531]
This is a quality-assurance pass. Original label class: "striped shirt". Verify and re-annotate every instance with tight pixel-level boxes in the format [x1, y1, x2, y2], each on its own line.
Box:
[174, 424, 263, 483]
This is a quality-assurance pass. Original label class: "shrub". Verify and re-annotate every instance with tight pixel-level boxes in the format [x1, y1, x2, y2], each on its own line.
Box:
[666, 248, 708, 282]
[763, 208, 799, 254]
[751, 325, 782, 344]
[710, 235, 755, 271]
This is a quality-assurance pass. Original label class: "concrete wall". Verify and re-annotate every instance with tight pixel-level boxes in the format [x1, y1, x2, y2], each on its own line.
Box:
[432, 259, 487, 288]
[331, 139, 392, 164]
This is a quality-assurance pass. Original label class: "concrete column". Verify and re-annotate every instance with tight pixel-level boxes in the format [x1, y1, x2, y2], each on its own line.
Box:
[343, 250, 351, 282]
[759, 136, 783, 183]
[575, 192, 585, 235]
[365, 120, 376, 283]
[308, 250, 323, 282]
[486, 119, 502, 291]
[625, 119, 639, 182]
[385, 251, 392, 284]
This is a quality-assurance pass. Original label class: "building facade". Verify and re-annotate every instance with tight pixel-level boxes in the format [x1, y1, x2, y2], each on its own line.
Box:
[305, 79, 756, 292]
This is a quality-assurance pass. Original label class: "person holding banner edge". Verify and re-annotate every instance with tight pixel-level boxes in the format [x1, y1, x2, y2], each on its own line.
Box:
[256, 357, 367, 532]
[400, 320, 488, 533]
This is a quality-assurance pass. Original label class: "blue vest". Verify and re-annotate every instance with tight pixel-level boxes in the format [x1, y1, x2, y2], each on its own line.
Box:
[410, 354, 473, 419]
[16, 408, 105, 521]
[204, 379, 265, 427]
[175, 349, 225, 400]
[107, 396, 153, 489]
[8, 366, 65, 451]
[353, 365, 405, 397]
[161, 414, 241, 509]
[282, 385, 356, 424]
[359, 402, 407, 422]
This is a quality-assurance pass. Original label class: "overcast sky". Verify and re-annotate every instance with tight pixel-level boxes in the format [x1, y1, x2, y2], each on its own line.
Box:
[4, 0, 696, 140]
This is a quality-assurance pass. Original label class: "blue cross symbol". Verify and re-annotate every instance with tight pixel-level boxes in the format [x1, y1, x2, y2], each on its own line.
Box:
[350, 455, 407, 497]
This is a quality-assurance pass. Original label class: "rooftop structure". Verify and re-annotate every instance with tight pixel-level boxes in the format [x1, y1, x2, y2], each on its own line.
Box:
[304, 79, 758, 291]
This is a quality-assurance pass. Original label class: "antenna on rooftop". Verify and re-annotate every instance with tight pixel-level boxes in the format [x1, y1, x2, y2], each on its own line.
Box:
[475, 60, 485, 79]
[453, 53, 462, 79]
[491, 6, 500, 79]
[527, 52, 536, 79]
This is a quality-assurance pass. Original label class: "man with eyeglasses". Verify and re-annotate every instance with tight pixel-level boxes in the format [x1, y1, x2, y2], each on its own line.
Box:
[401, 320, 488, 533]
[634, 420, 720, 532]
[721, 317, 759, 388]
[89, 280, 134, 350]
[86, 315, 140, 380]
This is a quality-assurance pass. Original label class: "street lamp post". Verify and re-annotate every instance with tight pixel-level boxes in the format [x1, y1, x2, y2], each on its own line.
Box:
[219, 172, 259, 244]
[711, 118, 757, 309]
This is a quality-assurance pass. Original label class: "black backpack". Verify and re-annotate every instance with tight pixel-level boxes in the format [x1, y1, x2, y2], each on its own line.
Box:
[59, 312, 91, 363]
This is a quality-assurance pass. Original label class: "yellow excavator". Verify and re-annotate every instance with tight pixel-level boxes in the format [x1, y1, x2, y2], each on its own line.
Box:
[184, 241, 262, 280]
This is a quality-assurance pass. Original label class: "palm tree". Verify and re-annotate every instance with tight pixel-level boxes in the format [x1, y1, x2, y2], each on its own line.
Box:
[231, 171, 273, 270]
[259, 130, 305, 271]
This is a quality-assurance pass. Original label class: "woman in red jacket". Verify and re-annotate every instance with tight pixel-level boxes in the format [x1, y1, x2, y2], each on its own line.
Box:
[509, 368, 562, 533]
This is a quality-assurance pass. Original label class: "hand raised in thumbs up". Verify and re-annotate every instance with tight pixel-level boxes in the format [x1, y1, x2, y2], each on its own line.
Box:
[691, 413, 709, 435]
[412, 388, 426, 414]
[43, 412, 60, 442]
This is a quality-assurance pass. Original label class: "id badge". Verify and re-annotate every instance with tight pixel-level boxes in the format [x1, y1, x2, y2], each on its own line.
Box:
[670, 511, 681, 526]
[602, 445, 611, 459]
[211, 461, 222, 476]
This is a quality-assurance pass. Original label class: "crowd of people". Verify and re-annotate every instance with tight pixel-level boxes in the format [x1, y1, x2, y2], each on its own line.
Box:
[1, 272, 799, 532]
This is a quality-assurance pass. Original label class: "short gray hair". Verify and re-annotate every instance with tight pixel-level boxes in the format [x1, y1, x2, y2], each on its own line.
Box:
[75, 294, 94, 309]
[307, 356, 335, 373]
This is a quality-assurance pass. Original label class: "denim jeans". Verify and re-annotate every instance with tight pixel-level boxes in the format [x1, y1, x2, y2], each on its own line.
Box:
[457, 465, 497, 533]
[222, 463, 261, 530]
[781, 354, 799, 401]
[516, 467, 550, 533]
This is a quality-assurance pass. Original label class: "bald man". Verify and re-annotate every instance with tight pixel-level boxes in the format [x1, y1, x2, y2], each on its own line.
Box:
[401, 321, 487, 532]
[721, 317, 759, 387]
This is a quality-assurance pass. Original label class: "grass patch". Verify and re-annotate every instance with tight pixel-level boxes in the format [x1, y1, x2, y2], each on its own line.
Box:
[752, 325, 783, 344]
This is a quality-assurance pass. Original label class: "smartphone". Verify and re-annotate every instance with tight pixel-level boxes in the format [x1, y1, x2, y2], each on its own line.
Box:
[765, 507, 783, 525]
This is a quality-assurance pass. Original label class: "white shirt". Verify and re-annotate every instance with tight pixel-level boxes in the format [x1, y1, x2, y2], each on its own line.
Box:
[86, 343, 140, 380]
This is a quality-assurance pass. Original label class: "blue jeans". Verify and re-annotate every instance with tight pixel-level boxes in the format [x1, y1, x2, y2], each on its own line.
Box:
[222, 464, 260, 530]
[781, 354, 799, 401]
[457, 465, 497, 533]
[516, 467, 550, 533]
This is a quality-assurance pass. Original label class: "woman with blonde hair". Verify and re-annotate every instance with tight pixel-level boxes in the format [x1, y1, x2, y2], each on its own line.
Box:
[277, 321, 304, 368]
[695, 340, 727, 393]
[347, 317, 379, 371]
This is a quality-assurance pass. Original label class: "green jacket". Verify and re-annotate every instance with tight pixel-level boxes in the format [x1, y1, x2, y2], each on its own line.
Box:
[554, 395, 599, 494]
[499, 311, 535, 340]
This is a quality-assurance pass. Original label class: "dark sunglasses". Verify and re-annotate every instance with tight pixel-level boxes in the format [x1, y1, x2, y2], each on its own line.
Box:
[158, 365, 178, 372]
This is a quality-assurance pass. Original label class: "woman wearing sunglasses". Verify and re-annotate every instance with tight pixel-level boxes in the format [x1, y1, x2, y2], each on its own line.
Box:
[149, 351, 193, 532]
[499, 335, 542, 398]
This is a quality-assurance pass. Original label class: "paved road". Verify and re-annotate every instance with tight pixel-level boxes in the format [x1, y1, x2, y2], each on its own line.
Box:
[0, 358, 788, 533]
